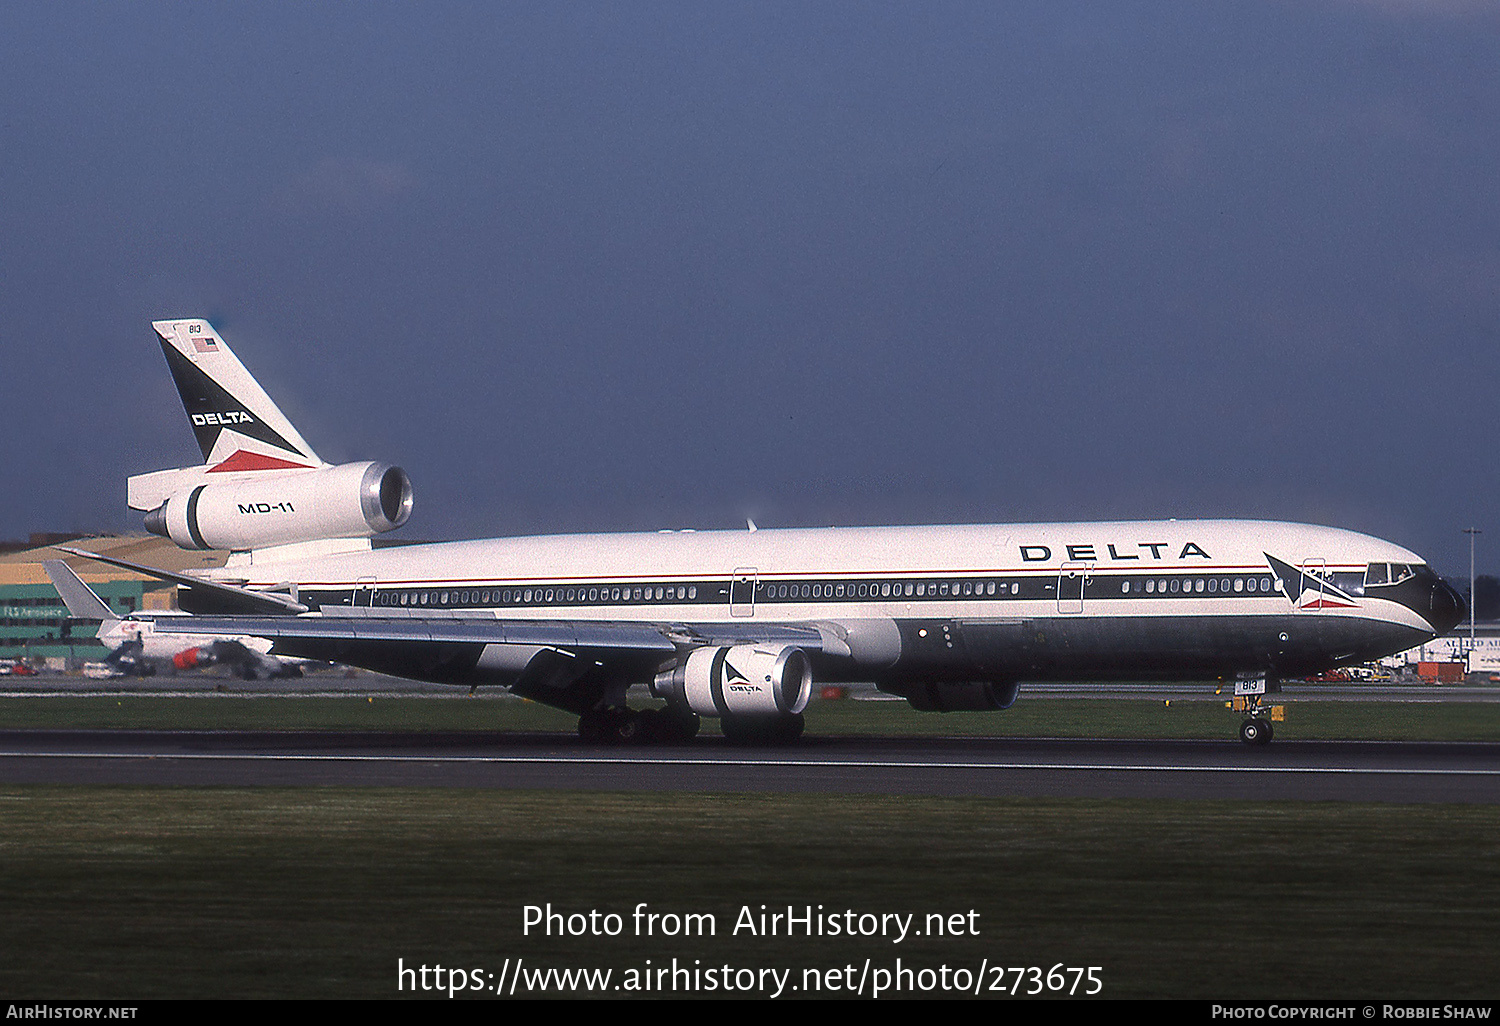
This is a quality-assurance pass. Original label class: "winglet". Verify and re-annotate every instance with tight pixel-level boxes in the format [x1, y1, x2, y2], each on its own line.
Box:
[41, 560, 117, 621]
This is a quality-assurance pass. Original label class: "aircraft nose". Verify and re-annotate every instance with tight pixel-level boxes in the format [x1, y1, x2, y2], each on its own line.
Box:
[1428, 577, 1466, 635]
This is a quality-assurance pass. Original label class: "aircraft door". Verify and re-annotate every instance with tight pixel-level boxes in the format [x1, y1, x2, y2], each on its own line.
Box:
[1296, 558, 1326, 611]
[731, 568, 757, 617]
[354, 576, 377, 608]
[1058, 561, 1090, 614]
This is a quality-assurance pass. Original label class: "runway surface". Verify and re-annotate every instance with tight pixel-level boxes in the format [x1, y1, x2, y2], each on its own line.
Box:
[5, 674, 1499, 702]
[2, 728, 1497, 802]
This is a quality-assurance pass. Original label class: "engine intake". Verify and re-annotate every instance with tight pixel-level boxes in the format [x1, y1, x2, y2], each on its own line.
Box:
[655, 645, 812, 718]
[144, 461, 413, 551]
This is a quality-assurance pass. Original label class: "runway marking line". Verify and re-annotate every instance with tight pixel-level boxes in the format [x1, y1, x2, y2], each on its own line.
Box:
[0, 751, 1496, 776]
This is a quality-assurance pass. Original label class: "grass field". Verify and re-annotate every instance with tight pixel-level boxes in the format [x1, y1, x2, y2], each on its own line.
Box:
[2, 691, 1500, 741]
[1, 693, 1497, 999]
[1, 788, 1498, 999]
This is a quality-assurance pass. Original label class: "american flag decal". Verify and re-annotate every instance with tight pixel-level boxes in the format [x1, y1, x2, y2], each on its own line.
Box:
[192, 335, 219, 353]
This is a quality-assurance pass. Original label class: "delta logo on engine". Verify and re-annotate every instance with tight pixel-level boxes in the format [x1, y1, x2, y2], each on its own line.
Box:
[722, 661, 763, 693]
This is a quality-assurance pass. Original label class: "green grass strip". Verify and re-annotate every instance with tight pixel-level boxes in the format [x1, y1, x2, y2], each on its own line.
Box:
[0, 788, 1496, 999]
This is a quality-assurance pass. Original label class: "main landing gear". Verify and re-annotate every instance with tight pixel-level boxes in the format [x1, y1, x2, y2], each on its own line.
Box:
[577, 706, 700, 745]
[577, 707, 805, 746]
[720, 712, 805, 746]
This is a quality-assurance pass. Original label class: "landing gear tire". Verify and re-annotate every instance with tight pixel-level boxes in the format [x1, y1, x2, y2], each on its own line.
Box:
[613, 709, 640, 744]
[721, 712, 805, 746]
[578, 708, 637, 745]
[635, 708, 665, 743]
[637, 708, 700, 743]
[1239, 718, 1273, 746]
[670, 710, 701, 741]
[581, 707, 700, 745]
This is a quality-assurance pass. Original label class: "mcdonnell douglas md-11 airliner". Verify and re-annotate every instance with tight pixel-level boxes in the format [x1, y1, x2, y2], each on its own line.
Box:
[59, 319, 1464, 745]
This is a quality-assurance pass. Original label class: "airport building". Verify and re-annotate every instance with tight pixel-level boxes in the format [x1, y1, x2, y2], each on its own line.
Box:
[1390, 621, 1500, 678]
[0, 535, 225, 665]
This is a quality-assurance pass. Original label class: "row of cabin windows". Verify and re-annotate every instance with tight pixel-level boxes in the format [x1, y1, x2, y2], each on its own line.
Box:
[760, 577, 1289, 600]
[368, 575, 1293, 607]
[376, 585, 702, 607]
[761, 580, 1020, 599]
[1122, 577, 1279, 595]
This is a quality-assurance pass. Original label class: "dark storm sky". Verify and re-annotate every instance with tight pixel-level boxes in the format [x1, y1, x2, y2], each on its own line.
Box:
[2, 2, 1497, 575]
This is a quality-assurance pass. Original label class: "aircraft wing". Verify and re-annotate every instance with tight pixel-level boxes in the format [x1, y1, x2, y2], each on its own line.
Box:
[56, 547, 824, 651]
[58, 545, 832, 714]
[125, 610, 832, 714]
[129, 612, 828, 653]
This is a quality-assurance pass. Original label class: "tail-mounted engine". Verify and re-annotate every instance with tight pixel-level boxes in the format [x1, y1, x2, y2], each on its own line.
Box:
[654, 644, 813, 718]
[143, 461, 413, 551]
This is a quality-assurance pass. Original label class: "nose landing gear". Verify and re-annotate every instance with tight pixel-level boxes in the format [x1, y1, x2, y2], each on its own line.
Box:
[1233, 674, 1280, 746]
[1239, 714, 1273, 746]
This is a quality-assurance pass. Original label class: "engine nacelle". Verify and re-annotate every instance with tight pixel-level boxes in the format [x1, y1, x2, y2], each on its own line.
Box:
[898, 680, 1020, 712]
[655, 645, 812, 718]
[144, 461, 413, 551]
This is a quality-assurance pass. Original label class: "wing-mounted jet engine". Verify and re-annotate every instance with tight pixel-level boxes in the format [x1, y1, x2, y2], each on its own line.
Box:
[647, 643, 813, 744]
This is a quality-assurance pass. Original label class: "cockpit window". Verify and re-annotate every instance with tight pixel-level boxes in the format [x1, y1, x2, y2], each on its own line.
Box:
[1330, 571, 1365, 596]
[1367, 562, 1421, 587]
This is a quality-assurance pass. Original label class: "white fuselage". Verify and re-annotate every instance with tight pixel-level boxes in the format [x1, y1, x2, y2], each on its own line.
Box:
[207, 519, 1434, 635]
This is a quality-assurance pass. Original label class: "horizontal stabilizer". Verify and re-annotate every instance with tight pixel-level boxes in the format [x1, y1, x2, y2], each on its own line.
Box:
[41, 561, 117, 621]
[56, 547, 309, 615]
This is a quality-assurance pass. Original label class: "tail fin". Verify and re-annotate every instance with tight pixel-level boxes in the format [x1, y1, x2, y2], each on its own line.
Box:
[151, 319, 321, 471]
[42, 560, 118, 623]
